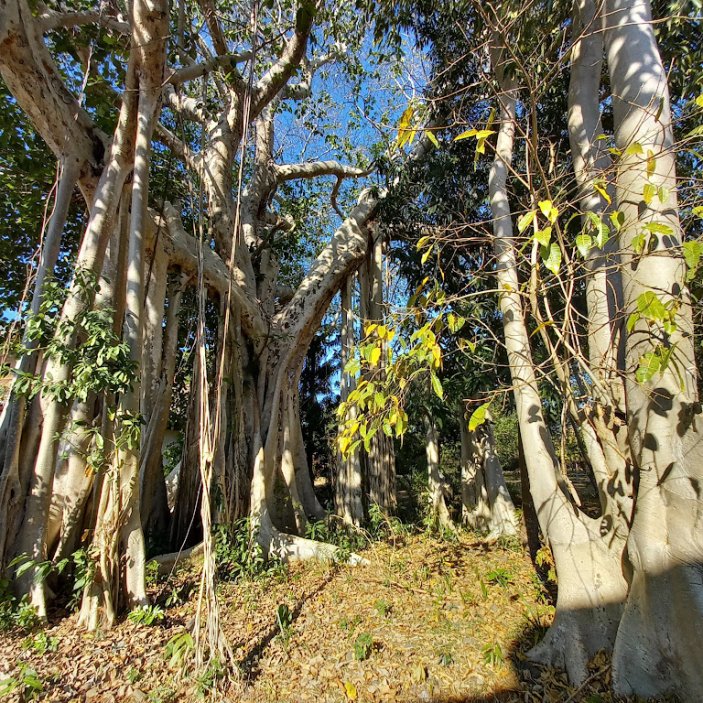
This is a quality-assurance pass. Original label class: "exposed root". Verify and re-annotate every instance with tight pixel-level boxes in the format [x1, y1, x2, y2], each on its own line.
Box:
[266, 525, 368, 565]
[151, 542, 204, 576]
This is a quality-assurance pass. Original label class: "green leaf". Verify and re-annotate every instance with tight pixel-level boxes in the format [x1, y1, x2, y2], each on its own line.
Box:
[576, 234, 593, 257]
[642, 183, 656, 205]
[517, 211, 536, 233]
[424, 130, 439, 148]
[637, 291, 668, 322]
[683, 240, 703, 276]
[541, 242, 562, 275]
[538, 200, 558, 224]
[636, 351, 661, 384]
[534, 227, 552, 247]
[468, 402, 491, 431]
[631, 232, 647, 254]
[642, 221, 673, 237]
[624, 142, 643, 155]
[430, 372, 443, 400]
[610, 210, 625, 230]
[696, 93, 703, 108]
[447, 313, 466, 333]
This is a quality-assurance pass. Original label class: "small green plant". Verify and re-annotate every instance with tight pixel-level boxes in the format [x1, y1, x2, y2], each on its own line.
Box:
[165, 584, 189, 608]
[353, 632, 374, 661]
[485, 567, 513, 588]
[148, 685, 176, 703]
[482, 642, 504, 667]
[437, 648, 454, 666]
[496, 534, 522, 552]
[145, 560, 160, 588]
[214, 520, 285, 582]
[0, 664, 43, 700]
[164, 631, 194, 668]
[535, 545, 557, 583]
[14, 597, 40, 631]
[128, 604, 165, 626]
[276, 603, 294, 644]
[195, 658, 224, 698]
[127, 667, 141, 684]
[373, 598, 391, 617]
[21, 632, 59, 656]
[338, 614, 361, 631]
[478, 576, 489, 601]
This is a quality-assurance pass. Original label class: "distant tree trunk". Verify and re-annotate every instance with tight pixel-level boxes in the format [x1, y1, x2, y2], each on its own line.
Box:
[423, 412, 454, 531]
[461, 408, 517, 538]
[335, 276, 365, 526]
[359, 231, 396, 513]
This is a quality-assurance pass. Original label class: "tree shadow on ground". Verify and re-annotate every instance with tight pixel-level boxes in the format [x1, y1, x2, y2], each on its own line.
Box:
[405, 619, 641, 703]
[236, 569, 338, 683]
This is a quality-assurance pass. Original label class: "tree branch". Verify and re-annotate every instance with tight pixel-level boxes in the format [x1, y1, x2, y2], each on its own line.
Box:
[274, 160, 370, 183]
[162, 84, 210, 123]
[37, 9, 129, 34]
[160, 203, 267, 339]
[251, 1, 315, 117]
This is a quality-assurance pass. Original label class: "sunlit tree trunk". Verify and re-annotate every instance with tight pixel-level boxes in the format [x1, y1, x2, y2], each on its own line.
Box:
[603, 0, 703, 695]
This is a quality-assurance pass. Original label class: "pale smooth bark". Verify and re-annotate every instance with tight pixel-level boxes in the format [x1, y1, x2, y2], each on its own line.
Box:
[359, 231, 396, 513]
[604, 0, 703, 695]
[460, 410, 517, 538]
[567, 0, 624, 408]
[336, 276, 365, 526]
[488, 49, 627, 682]
[423, 413, 454, 531]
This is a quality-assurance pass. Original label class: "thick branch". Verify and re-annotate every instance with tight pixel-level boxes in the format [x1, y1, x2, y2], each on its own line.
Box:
[274, 160, 370, 183]
[160, 203, 267, 339]
[167, 52, 252, 85]
[251, 2, 315, 117]
[37, 10, 129, 34]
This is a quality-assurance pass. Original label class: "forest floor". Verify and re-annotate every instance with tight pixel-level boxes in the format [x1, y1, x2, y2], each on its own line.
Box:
[1, 530, 625, 703]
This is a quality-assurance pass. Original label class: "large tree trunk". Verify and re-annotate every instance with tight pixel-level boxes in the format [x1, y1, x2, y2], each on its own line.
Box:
[12, 65, 139, 617]
[488, 46, 627, 683]
[603, 0, 703, 696]
[0, 157, 79, 568]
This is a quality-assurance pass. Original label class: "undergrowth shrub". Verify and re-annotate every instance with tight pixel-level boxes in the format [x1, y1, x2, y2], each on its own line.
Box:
[214, 519, 285, 582]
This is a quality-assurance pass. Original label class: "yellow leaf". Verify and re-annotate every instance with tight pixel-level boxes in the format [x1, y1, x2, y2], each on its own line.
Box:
[369, 347, 381, 366]
[454, 128, 477, 141]
[593, 179, 611, 205]
[421, 247, 433, 265]
[344, 681, 358, 701]
[642, 183, 656, 206]
[396, 105, 415, 147]
[425, 130, 439, 148]
[538, 199, 558, 224]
